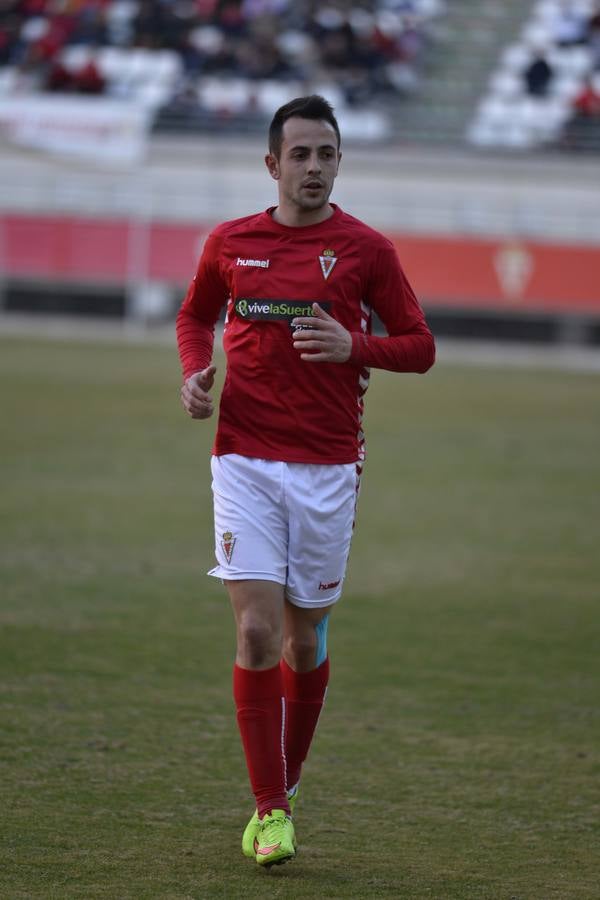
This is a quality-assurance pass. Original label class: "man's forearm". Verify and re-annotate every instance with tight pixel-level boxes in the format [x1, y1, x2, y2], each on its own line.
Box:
[349, 327, 435, 374]
[176, 307, 216, 380]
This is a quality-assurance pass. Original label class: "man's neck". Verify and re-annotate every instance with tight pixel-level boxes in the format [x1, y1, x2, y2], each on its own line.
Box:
[271, 203, 335, 228]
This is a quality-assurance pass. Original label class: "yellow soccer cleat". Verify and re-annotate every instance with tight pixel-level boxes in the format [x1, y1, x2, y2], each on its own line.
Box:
[254, 809, 296, 867]
[241, 808, 261, 859]
[241, 786, 299, 859]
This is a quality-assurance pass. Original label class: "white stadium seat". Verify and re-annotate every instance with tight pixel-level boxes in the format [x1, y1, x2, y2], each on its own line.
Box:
[199, 78, 253, 114]
[501, 43, 532, 72]
[60, 45, 94, 73]
[489, 69, 523, 100]
[254, 80, 304, 116]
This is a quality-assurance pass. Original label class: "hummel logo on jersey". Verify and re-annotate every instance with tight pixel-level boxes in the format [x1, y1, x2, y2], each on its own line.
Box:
[236, 257, 270, 268]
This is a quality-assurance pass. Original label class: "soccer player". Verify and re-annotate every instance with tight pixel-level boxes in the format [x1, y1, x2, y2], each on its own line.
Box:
[177, 95, 435, 868]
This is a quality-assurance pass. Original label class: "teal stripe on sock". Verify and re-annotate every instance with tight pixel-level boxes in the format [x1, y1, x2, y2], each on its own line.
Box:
[315, 614, 329, 667]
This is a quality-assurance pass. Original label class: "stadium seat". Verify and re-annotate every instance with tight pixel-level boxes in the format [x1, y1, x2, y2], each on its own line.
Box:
[553, 74, 584, 102]
[96, 46, 130, 82]
[489, 69, 523, 100]
[255, 80, 304, 116]
[153, 51, 183, 84]
[522, 21, 553, 47]
[199, 78, 254, 115]
[558, 46, 593, 77]
[466, 118, 497, 147]
[501, 43, 533, 72]
[306, 83, 346, 112]
[60, 45, 95, 73]
[127, 49, 156, 82]
[477, 97, 513, 129]
[136, 81, 173, 110]
[0, 67, 18, 96]
[275, 30, 314, 64]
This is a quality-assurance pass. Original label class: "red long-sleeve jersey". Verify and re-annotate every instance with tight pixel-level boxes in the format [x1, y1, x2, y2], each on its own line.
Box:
[177, 204, 435, 464]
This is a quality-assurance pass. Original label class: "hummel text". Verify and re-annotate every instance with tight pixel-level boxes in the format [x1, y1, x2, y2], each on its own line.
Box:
[319, 579, 341, 591]
[237, 257, 270, 268]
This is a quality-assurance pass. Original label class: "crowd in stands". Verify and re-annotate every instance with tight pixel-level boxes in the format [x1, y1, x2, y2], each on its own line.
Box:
[521, 1, 600, 147]
[0, 0, 445, 116]
[469, 0, 600, 150]
[522, 2, 600, 98]
[3, 1, 599, 150]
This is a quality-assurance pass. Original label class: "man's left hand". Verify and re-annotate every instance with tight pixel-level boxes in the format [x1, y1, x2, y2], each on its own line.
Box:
[292, 303, 352, 363]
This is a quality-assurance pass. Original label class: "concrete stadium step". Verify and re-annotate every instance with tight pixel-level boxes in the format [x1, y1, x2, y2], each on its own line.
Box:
[393, 0, 537, 144]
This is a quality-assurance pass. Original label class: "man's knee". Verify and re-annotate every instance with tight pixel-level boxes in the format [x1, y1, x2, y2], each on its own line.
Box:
[284, 612, 330, 671]
[283, 631, 316, 669]
[237, 614, 281, 668]
[227, 579, 284, 669]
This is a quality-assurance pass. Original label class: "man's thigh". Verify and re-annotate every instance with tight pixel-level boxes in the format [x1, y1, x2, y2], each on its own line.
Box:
[209, 454, 288, 584]
[285, 462, 358, 608]
[209, 455, 359, 607]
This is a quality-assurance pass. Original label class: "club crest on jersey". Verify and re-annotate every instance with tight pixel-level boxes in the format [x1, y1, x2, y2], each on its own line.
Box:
[319, 248, 337, 281]
[221, 530, 236, 564]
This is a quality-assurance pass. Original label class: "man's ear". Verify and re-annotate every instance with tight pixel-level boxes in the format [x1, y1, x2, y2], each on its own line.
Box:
[265, 153, 280, 180]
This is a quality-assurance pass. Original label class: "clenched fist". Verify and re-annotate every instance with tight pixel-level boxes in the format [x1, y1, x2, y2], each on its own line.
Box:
[180, 365, 217, 419]
[292, 303, 352, 363]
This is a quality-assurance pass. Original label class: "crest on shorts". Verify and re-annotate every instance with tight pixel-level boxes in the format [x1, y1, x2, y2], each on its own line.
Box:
[319, 248, 337, 281]
[221, 530, 236, 564]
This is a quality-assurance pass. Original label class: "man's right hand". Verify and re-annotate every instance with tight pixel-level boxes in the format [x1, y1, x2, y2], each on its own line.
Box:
[180, 365, 217, 419]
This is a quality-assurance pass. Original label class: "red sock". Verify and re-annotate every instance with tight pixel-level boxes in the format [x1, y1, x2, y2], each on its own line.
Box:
[233, 663, 290, 818]
[281, 657, 330, 791]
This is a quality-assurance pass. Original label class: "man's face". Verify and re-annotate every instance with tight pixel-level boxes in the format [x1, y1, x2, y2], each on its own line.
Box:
[266, 117, 341, 215]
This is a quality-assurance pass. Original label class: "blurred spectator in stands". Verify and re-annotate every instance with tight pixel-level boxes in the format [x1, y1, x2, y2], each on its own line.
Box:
[45, 59, 73, 92]
[0, 13, 21, 66]
[397, 13, 427, 64]
[236, 36, 295, 80]
[216, 0, 249, 37]
[523, 49, 554, 97]
[105, 1, 138, 48]
[319, 25, 356, 73]
[133, 0, 185, 50]
[585, 4, 600, 67]
[47, 57, 105, 94]
[308, 7, 380, 104]
[197, 32, 239, 75]
[562, 73, 600, 149]
[573, 72, 600, 115]
[0, 0, 443, 115]
[551, 0, 587, 47]
[69, 4, 108, 47]
[241, 0, 292, 20]
[241, 13, 298, 79]
[370, 7, 427, 94]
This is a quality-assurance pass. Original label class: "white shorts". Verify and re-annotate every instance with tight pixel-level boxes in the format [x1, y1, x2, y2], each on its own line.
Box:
[208, 454, 360, 608]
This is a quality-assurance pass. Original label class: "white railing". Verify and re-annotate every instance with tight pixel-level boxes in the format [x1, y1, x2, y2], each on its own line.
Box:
[1, 138, 599, 243]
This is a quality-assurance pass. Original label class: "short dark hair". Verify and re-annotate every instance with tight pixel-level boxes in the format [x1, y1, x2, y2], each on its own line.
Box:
[268, 95, 341, 158]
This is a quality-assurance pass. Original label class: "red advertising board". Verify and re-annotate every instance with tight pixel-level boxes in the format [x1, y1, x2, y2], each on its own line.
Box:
[1, 213, 599, 314]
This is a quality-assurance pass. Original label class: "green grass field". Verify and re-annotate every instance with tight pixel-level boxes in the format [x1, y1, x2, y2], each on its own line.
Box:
[1, 336, 599, 900]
